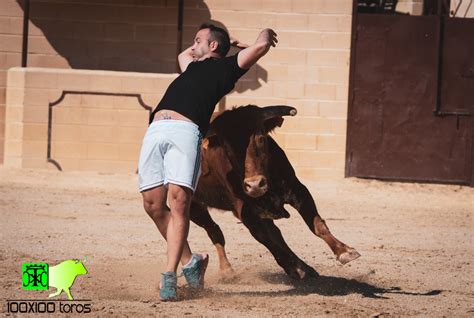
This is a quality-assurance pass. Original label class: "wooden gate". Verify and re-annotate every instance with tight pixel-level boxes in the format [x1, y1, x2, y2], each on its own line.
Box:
[346, 4, 474, 185]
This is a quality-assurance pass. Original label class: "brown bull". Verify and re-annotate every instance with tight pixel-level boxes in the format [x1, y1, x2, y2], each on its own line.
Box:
[190, 105, 360, 279]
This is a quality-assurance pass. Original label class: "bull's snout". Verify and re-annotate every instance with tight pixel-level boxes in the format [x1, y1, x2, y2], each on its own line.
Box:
[243, 175, 268, 197]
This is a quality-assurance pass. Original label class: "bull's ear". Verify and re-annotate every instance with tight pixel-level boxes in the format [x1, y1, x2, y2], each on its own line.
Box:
[202, 138, 209, 150]
[264, 116, 284, 134]
[202, 133, 220, 150]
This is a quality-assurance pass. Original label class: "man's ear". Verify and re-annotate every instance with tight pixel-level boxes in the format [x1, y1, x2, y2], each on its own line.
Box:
[209, 40, 219, 53]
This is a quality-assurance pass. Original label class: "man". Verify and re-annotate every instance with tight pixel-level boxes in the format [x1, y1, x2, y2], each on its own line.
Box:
[138, 23, 277, 301]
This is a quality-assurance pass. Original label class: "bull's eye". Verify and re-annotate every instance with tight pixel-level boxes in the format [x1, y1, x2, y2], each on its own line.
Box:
[256, 135, 265, 146]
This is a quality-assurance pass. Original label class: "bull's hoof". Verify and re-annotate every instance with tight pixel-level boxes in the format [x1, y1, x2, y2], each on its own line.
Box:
[287, 263, 319, 280]
[218, 267, 238, 283]
[337, 248, 361, 265]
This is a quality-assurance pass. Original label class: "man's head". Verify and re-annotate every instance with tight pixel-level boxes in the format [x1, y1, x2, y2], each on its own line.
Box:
[192, 23, 230, 61]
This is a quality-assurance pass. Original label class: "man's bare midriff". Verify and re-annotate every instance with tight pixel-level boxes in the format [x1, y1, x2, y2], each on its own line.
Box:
[153, 109, 193, 123]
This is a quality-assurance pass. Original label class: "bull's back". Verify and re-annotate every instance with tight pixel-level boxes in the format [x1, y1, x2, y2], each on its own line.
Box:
[48, 264, 73, 288]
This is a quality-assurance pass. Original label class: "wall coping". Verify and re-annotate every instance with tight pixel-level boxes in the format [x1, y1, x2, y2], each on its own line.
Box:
[8, 67, 179, 79]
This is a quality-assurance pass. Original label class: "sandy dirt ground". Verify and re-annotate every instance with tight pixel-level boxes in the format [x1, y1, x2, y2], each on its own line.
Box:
[0, 167, 473, 316]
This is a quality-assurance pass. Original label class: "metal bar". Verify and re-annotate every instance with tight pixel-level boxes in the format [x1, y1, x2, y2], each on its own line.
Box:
[21, 0, 30, 67]
[433, 12, 445, 116]
[453, 0, 463, 17]
[433, 14, 472, 117]
[355, 174, 470, 185]
[345, 0, 360, 178]
[465, 0, 473, 17]
[433, 110, 471, 116]
[437, 0, 443, 14]
[471, 117, 474, 186]
[176, 0, 184, 73]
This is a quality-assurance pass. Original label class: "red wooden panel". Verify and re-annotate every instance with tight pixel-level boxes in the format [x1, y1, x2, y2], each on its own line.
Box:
[346, 14, 473, 185]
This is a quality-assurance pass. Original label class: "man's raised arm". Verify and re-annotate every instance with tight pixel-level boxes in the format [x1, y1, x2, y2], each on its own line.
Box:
[237, 28, 277, 70]
[178, 46, 194, 72]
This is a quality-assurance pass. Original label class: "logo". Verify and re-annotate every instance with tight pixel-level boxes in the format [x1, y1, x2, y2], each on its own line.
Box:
[47, 259, 88, 300]
[7, 259, 91, 314]
[22, 263, 49, 290]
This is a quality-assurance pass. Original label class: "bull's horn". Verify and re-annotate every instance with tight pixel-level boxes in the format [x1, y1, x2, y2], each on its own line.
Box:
[261, 105, 297, 119]
[83, 256, 88, 263]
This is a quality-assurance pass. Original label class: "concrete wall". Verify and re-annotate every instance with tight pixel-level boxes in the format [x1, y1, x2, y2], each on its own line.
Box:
[5, 67, 174, 172]
[0, 0, 24, 165]
[396, 0, 424, 15]
[1, 0, 182, 165]
[201, 0, 353, 179]
[450, 0, 474, 17]
[2, 0, 354, 179]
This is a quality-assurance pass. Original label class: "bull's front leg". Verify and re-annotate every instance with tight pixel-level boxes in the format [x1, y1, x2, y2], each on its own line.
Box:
[189, 201, 234, 276]
[240, 205, 319, 280]
[287, 180, 360, 264]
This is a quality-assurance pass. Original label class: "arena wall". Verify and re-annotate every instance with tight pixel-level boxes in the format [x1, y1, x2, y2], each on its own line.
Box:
[4, 67, 174, 172]
[2, 0, 353, 179]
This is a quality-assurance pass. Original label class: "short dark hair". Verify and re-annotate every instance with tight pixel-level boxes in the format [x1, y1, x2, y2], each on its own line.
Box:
[199, 23, 230, 58]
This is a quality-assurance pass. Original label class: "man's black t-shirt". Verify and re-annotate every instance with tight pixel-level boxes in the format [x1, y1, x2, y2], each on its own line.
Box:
[150, 53, 248, 136]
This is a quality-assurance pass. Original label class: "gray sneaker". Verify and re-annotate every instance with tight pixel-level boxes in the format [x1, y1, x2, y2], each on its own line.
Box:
[160, 271, 177, 301]
[182, 253, 209, 289]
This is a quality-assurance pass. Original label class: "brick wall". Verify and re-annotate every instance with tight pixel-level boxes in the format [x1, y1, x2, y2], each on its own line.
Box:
[4, 67, 174, 172]
[450, 0, 474, 17]
[396, 0, 424, 15]
[1, 0, 183, 164]
[0, 0, 24, 164]
[2, 0, 354, 179]
[14, 0, 180, 73]
[196, 0, 353, 179]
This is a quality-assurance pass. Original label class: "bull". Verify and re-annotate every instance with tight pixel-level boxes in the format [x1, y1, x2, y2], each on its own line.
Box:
[48, 259, 88, 300]
[190, 105, 360, 280]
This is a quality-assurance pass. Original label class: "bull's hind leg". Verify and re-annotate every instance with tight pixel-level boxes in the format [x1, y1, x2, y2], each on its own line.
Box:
[241, 206, 318, 280]
[189, 201, 233, 276]
[288, 180, 360, 264]
[64, 288, 73, 300]
[48, 288, 62, 298]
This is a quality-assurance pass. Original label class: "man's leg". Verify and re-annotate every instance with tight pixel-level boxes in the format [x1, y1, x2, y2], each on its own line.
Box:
[164, 183, 194, 272]
[142, 185, 192, 266]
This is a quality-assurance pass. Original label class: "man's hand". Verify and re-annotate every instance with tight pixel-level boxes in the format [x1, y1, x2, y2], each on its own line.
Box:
[230, 36, 249, 49]
[237, 28, 278, 70]
[256, 29, 278, 50]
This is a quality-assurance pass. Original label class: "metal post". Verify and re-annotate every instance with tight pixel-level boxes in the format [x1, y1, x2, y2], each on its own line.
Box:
[176, 0, 184, 73]
[21, 0, 30, 67]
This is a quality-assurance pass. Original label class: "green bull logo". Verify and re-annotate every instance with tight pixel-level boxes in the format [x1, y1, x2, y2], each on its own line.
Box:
[22, 259, 88, 300]
[49, 259, 88, 300]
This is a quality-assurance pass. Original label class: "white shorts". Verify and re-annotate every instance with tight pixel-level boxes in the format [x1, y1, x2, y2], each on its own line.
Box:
[138, 120, 202, 192]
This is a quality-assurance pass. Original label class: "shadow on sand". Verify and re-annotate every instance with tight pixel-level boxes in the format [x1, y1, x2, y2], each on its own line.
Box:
[183, 272, 442, 300]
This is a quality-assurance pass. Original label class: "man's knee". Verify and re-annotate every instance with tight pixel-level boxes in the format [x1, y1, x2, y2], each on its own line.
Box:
[142, 191, 168, 220]
[168, 185, 193, 212]
[143, 199, 160, 213]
